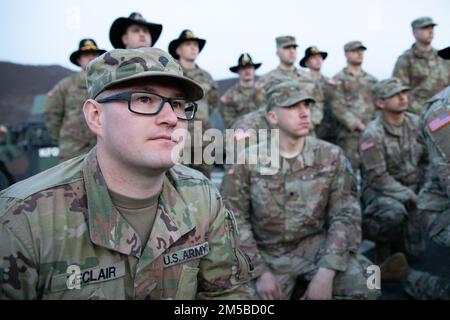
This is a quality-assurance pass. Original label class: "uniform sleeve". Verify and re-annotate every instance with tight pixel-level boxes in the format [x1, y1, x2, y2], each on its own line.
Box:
[219, 89, 238, 129]
[207, 77, 219, 115]
[317, 152, 362, 272]
[393, 55, 411, 87]
[331, 78, 362, 131]
[0, 215, 38, 300]
[359, 133, 416, 202]
[43, 80, 67, 143]
[220, 164, 270, 278]
[196, 185, 253, 300]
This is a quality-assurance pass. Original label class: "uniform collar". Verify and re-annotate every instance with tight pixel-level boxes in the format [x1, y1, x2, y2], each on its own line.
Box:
[379, 112, 409, 137]
[279, 136, 315, 173]
[82, 149, 195, 260]
[411, 44, 438, 59]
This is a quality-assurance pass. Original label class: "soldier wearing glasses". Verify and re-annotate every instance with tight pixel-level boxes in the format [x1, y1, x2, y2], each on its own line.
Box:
[0, 48, 252, 300]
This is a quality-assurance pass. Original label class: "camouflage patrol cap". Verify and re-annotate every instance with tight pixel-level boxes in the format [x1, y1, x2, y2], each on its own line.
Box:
[86, 47, 204, 101]
[411, 17, 437, 29]
[267, 81, 315, 110]
[276, 36, 298, 48]
[373, 77, 410, 99]
[344, 41, 367, 52]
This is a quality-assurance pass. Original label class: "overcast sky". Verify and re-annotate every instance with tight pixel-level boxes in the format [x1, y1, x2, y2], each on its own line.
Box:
[1, 0, 449, 81]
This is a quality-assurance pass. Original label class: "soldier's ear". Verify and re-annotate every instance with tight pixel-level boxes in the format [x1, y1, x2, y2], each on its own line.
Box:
[83, 99, 103, 137]
[121, 34, 129, 47]
[266, 109, 278, 126]
[375, 98, 385, 110]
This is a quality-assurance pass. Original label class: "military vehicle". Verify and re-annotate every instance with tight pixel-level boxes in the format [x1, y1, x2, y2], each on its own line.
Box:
[0, 94, 59, 190]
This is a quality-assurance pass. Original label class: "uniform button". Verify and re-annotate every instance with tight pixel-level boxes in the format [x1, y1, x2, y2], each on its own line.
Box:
[290, 192, 295, 196]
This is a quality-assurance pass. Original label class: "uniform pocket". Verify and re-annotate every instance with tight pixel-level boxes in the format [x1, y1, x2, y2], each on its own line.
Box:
[175, 265, 199, 300]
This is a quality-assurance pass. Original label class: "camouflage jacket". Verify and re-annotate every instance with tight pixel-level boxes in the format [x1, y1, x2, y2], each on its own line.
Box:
[331, 68, 378, 137]
[221, 136, 361, 277]
[360, 112, 428, 204]
[258, 67, 324, 127]
[43, 72, 96, 160]
[419, 86, 450, 199]
[220, 83, 266, 129]
[312, 74, 339, 140]
[0, 148, 252, 300]
[182, 64, 218, 126]
[393, 45, 450, 114]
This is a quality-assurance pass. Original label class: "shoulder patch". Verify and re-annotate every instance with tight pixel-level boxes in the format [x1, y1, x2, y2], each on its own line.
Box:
[428, 112, 450, 132]
[360, 139, 375, 151]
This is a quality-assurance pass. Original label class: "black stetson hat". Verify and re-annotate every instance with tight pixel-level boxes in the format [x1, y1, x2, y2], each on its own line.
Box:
[229, 53, 262, 73]
[109, 12, 163, 49]
[168, 30, 206, 60]
[69, 39, 106, 66]
[299, 46, 328, 68]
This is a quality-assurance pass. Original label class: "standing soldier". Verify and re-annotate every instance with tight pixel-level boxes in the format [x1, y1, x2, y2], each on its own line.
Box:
[109, 12, 163, 49]
[44, 39, 106, 161]
[359, 78, 428, 263]
[332, 41, 378, 172]
[299, 46, 338, 143]
[258, 36, 324, 132]
[0, 47, 252, 300]
[393, 17, 450, 115]
[220, 53, 265, 129]
[221, 81, 379, 300]
[168, 30, 219, 177]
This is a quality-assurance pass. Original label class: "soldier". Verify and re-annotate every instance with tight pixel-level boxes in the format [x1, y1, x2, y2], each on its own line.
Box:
[332, 41, 378, 172]
[0, 47, 252, 300]
[168, 30, 219, 177]
[379, 47, 450, 300]
[393, 17, 450, 115]
[44, 39, 106, 161]
[220, 53, 265, 129]
[299, 46, 338, 143]
[109, 12, 163, 49]
[221, 81, 379, 300]
[359, 78, 428, 263]
[257, 36, 324, 132]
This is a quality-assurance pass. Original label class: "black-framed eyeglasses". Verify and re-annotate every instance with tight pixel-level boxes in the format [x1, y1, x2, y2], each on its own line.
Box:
[96, 91, 197, 120]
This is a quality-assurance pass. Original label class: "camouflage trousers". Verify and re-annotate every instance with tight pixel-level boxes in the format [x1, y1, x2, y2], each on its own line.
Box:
[249, 235, 380, 300]
[336, 133, 360, 172]
[404, 269, 450, 300]
[362, 196, 426, 258]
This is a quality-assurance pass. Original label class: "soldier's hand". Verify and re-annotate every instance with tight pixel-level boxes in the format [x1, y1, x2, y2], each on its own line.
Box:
[256, 271, 283, 300]
[410, 193, 417, 204]
[356, 122, 366, 132]
[301, 267, 335, 300]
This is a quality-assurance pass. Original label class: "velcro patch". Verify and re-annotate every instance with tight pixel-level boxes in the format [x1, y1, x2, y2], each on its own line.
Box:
[428, 112, 450, 132]
[360, 140, 375, 151]
[163, 242, 209, 268]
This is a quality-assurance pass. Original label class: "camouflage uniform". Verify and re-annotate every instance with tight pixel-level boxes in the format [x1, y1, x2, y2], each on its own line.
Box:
[393, 47, 450, 115]
[331, 67, 378, 171]
[0, 47, 252, 300]
[182, 65, 219, 177]
[0, 149, 252, 299]
[407, 86, 450, 300]
[359, 111, 427, 257]
[220, 83, 266, 129]
[44, 72, 96, 161]
[312, 74, 339, 143]
[221, 136, 378, 300]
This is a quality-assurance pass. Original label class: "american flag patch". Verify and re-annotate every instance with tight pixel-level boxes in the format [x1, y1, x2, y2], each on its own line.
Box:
[360, 140, 375, 151]
[428, 112, 450, 132]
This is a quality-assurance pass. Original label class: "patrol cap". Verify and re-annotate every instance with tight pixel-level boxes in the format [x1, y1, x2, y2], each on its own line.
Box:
[276, 36, 298, 49]
[86, 47, 204, 101]
[411, 17, 437, 29]
[344, 41, 367, 52]
[373, 77, 410, 99]
[267, 81, 315, 110]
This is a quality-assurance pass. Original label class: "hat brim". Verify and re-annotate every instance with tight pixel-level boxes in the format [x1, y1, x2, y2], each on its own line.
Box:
[70, 49, 107, 66]
[168, 38, 206, 60]
[109, 17, 163, 49]
[438, 46, 450, 60]
[415, 23, 437, 29]
[299, 52, 328, 68]
[275, 94, 316, 108]
[94, 71, 204, 102]
[229, 63, 262, 73]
